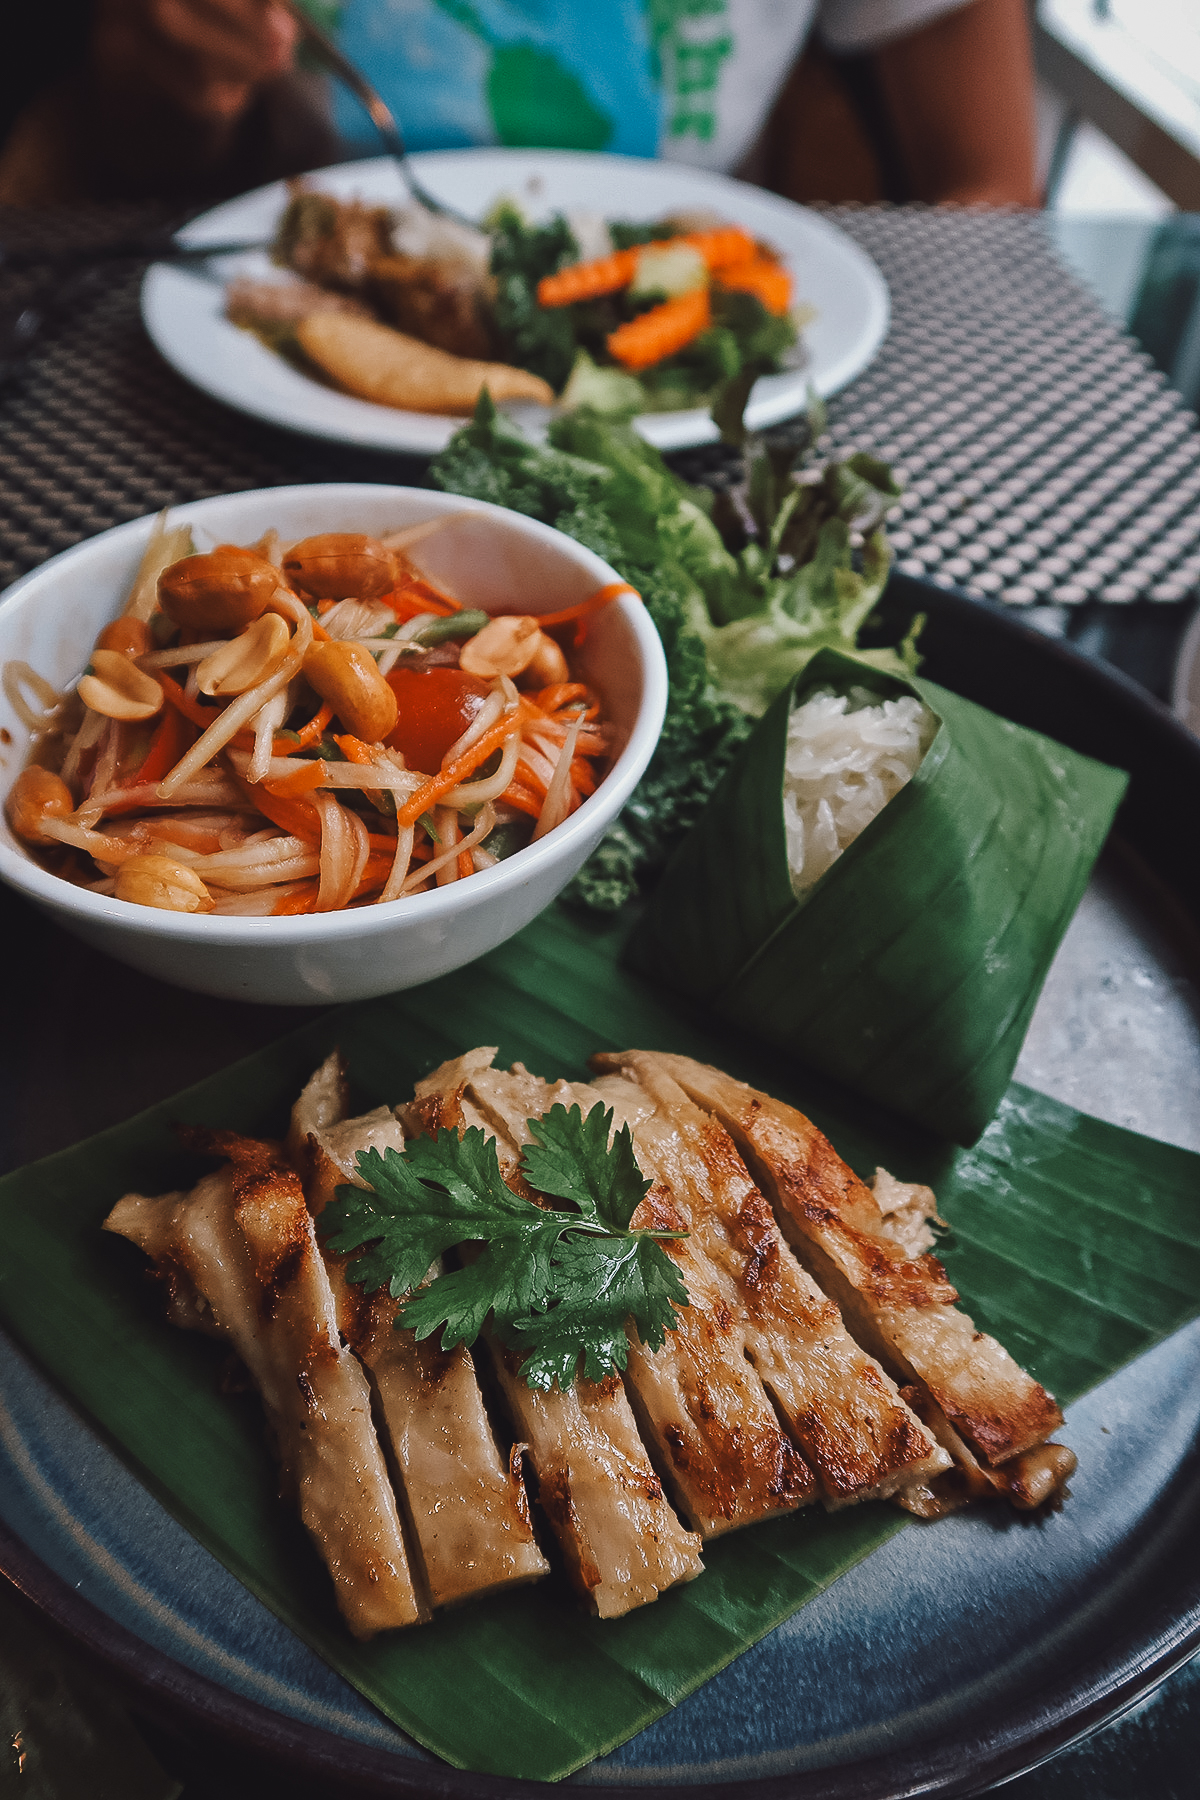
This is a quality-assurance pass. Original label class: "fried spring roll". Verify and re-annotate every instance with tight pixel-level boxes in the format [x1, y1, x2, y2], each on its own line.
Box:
[104, 1130, 426, 1637]
[289, 1055, 550, 1608]
[466, 1065, 817, 1535]
[590, 1055, 950, 1508]
[641, 1054, 1072, 1509]
[409, 1053, 704, 1617]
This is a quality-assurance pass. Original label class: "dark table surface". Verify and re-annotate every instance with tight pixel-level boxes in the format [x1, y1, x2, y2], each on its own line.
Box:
[1, 198, 1198, 1800]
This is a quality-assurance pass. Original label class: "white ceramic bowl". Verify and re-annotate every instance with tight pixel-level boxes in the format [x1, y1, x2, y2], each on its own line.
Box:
[0, 484, 666, 1004]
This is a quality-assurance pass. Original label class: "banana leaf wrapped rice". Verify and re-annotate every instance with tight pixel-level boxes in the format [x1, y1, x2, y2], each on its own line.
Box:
[631, 648, 1129, 1144]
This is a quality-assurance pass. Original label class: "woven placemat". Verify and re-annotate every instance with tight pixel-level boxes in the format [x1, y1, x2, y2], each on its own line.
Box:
[823, 208, 1200, 609]
[1, 203, 1198, 611]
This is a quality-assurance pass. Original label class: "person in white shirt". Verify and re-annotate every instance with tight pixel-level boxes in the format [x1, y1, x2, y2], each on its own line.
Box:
[1, 0, 1037, 206]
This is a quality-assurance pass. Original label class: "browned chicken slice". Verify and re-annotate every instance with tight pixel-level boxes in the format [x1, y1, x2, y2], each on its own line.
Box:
[464, 1064, 817, 1535]
[103, 1130, 426, 1638]
[407, 1053, 704, 1617]
[368, 255, 495, 359]
[640, 1054, 1073, 1510]
[590, 1055, 950, 1509]
[288, 1055, 549, 1609]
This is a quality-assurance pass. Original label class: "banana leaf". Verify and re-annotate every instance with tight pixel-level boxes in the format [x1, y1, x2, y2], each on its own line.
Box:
[1, 904, 1197, 1783]
[631, 648, 1129, 1145]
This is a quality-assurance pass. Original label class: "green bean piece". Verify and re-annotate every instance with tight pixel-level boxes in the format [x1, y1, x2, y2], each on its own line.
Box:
[413, 610, 490, 646]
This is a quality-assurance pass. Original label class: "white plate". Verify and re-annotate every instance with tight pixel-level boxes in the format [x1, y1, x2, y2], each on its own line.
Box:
[141, 149, 889, 456]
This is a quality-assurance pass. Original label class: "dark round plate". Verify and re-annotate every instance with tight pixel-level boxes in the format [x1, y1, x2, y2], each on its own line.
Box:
[3, 575, 1200, 1799]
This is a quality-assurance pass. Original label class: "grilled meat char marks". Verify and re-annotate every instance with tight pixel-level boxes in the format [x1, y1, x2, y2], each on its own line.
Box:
[412, 1052, 704, 1617]
[105, 1039, 1075, 1640]
[644, 1053, 1072, 1508]
[290, 1055, 550, 1611]
[589, 1059, 949, 1510]
[103, 1130, 425, 1638]
[464, 1062, 815, 1533]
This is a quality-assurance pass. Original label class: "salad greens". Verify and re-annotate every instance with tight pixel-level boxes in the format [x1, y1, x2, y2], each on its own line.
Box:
[487, 205, 797, 410]
[431, 389, 915, 910]
[321, 1104, 688, 1391]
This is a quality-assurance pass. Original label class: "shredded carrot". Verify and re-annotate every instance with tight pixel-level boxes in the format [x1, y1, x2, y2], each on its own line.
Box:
[350, 852, 400, 898]
[571, 757, 598, 796]
[263, 762, 325, 800]
[272, 881, 320, 916]
[717, 257, 792, 316]
[498, 779, 542, 818]
[288, 701, 333, 750]
[333, 734, 374, 765]
[235, 776, 319, 840]
[532, 682, 592, 714]
[317, 598, 337, 615]
[155, 671, 222, 730]
[134, 705, 193, 788]
[536, 227, 758, 308]
[396, 714, 518, 828]
[535, 584, 639, 633]
[607, 289, 711, 371]
[380, 576, 462, 621]
[457, 849, 474, 880]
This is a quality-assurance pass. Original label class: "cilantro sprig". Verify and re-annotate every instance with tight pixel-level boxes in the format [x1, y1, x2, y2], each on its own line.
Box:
[321, 1103, 688, 1390]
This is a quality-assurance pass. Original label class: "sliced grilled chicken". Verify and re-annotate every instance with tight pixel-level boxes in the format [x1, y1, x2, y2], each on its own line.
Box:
[103, 1130, 426, 1638]
[289, 1055, 550, 1609]
[640, 1053, 1072, 1508]
[590, 1055, 950, 1509]
[464, 1064, 817, 1534]
[410, 1053, 704, 1617]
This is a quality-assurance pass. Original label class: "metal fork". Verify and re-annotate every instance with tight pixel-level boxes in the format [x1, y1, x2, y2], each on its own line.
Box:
[279, 0, 479, 230]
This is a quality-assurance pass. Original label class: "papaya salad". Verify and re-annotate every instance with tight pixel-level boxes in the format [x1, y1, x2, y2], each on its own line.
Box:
[3, 517, 621, 917]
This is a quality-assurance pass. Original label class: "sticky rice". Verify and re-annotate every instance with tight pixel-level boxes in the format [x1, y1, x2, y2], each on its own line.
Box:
[784, 686, 936, 893]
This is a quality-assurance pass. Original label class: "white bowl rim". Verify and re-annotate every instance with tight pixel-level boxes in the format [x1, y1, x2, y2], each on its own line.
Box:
[0, 483, 667, 942]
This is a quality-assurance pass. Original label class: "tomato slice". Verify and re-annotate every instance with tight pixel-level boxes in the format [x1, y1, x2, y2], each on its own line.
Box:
[385, 667, 493, 775]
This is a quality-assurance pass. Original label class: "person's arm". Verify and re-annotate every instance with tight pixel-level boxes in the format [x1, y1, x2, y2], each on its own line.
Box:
[872, 0, 1038, 205]
[84, 0, 333, 194]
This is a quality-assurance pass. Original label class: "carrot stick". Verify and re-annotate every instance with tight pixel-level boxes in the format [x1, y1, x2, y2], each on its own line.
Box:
[289, 701, 333, 750]
[395, 715, 518, 828]
[233, 774, 319, 840]
[717, 258, 792, 316]
[272, 881, 320, 916]
[499, 782, 542, 818]
[135, 705, 193, 787]
[380, 576, 462, 621]
[333, 734, 374, 765]
[536, 228, 757, 308]
[607, 289, 711, 371]
[537, 247, 640, 307]
[155, 670, 222, 730]
[531, 682, 592, 714]
[263, 762, 325, 800]
[680, 226, 758, 269]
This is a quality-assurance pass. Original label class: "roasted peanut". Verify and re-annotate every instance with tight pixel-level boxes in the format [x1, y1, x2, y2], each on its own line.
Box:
[282, 533, 396, 601]
[116, 854, 214, 913]
[459, 615, 541, 680]
[78, 650, 164, 722]
[196, 613, 291, 697]
[524, 630, 569, 687]
[303, 640, 398, 741]
[95, 617, 152, 657]
[158, 546, 282, 634]
[7, 766, 74, 843]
